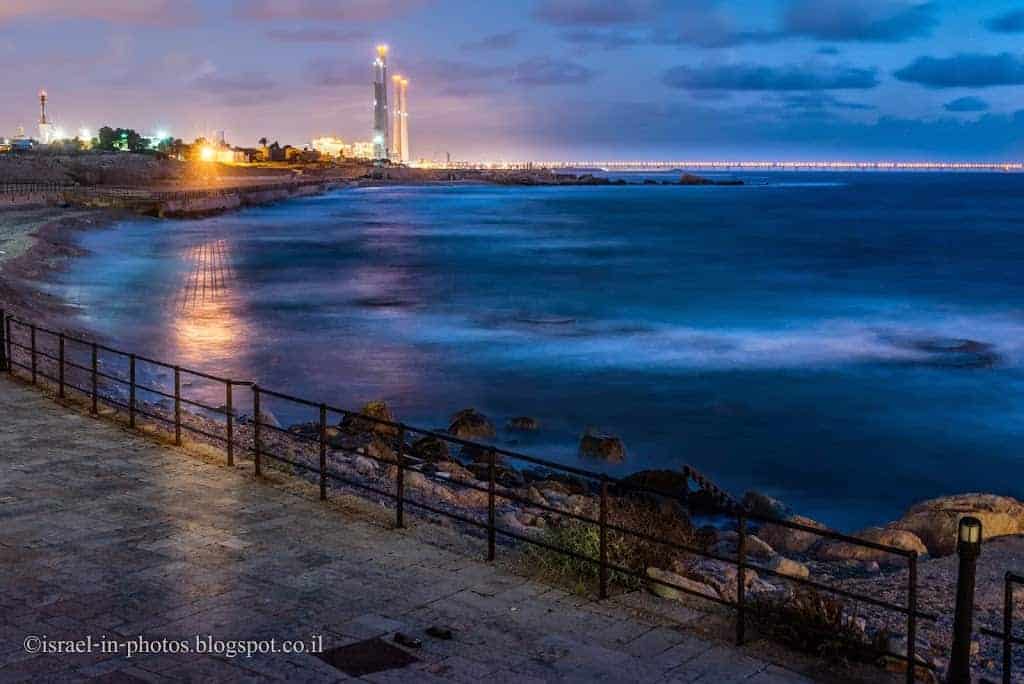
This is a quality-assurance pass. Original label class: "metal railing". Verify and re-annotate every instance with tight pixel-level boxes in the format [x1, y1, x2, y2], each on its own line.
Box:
[1, 309, 935, 681]
[981, 572, 1024, 683]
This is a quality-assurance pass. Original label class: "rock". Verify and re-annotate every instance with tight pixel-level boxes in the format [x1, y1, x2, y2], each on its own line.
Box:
[757, 515, 831, 554]
[617, 469, 688, 497]
[433, 460, 474, 482]
[410, 435, 452, 463]
[466, 462, 525, 489]
[646, 567, 719, 602]
[448, 408, 496, 440]
[339, 400, 398, 437]
[680, 173, 744, 186]
[578, 431, 625, 462]
[767, 556, 810, 580]
[892, 493, 1024, 557]
[507, 416, 539, 431]
[352, 456, 379, 477]
[712, 532, 776, 561]
[364, 435, 397, 463]
[741, 491, 790, 520]
[674, 558, 756, 602]
[815, 527, 927, 564]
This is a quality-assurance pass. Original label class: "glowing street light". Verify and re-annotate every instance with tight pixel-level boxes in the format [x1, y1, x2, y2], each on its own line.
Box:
[199, 145, 216, 162]
[79, 128, 91, 140]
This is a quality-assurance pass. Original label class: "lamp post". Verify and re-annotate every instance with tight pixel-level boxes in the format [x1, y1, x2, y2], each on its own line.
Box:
[948, 516, 982, 684]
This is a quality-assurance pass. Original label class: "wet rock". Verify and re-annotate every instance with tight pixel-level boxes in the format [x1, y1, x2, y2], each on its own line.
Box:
[466, 462, 525, 488]
[410, 435, 452, 463]
[646, 566, 719, 602]
[507, 416, 539, 431]
[892, 493, 1024, 557]
[578, 431, 625, 462]
[742, 491, 790, 520]
[616, 469, 688, 497]
[814, 527, 927, 564]
[448, 408, 496, 440]
[339, 400, 398, 437]
[756, 514, 831, 554]
[680, 173, 744, 186]
[767, 556, 810, 580]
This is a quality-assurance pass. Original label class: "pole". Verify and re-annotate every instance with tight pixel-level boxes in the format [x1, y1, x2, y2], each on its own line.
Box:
[599, 478, 609, 600]
[1002, 573, 1013, 684]
[226, 382, 234, 467]
[129, 354, 136, 428]
[0, 309, 6, 372]
[319, 404, 327, 501]
[173, 366, 181, 446]
[57, 333, 64, 397]
[90, 343, 98, 415]
[487, 449, 496, 561]
[395, 426, 405, 527]
[5, 315, 12, 376]
[29, 325, 36, 384]
[253, 385, 261, 477]
[736, 513, 747, 646]
[948, 517, 982, 684]
[908, 554, 918, 684]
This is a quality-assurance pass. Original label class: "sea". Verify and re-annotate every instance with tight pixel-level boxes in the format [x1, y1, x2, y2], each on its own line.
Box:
[50, 171, 1024, 531]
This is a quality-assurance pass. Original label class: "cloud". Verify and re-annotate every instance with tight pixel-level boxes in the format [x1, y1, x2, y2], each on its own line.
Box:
[460, 31, 520, 51]
[306, 58, 368, 88]
[782, 0, 937, 42]
[512, 57, 595, 85]
[985, 9, 1024, 33]
[944, 96, 990, 113]
[191, 71, 275, 94]
[0, 0, 198, 26]
[266, 28, 367, 43]
[780, 93, 876, 112]
[235, 0, 429, 21]
[560, 29, 641, 49]
[531, 0, 657, 26]
[664, 62, 879, 91]
[817, 46, 841, 55]
[895, 53, 1024, 88]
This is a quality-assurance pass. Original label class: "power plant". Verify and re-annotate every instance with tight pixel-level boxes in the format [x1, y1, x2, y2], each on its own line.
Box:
[371, 45, 410, 163]
[38, 90, 54, 144]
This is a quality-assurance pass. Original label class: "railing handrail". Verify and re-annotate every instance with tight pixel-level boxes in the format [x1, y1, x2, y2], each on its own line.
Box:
[0, 310, 934, 679]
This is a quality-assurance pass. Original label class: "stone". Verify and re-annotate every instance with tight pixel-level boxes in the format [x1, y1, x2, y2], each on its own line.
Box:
[756, 514, 830, 554]
[814, 527, 927, 564]
[578, 431, 625, 462]
[448, 408, 496, 440]
[892, 493, 1024, 557]
[339, 400, 399, 437]
[741, 491, 790, 519]
[646, 567, 719, 602]
[507, 416, 539, 431]
[676, 558, 757, 602]
[712, 531, 776, 561]
[466, 462, 525, 489]
[410, 435, 451, 463]
[352, 456, 379, 477]
[766, 556, 810, 580]
[616, 469, 688, 497]
[434, 460, 474, 482]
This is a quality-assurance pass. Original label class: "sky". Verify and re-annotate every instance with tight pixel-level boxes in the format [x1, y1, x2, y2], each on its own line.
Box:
[1, 0, 1023, 161]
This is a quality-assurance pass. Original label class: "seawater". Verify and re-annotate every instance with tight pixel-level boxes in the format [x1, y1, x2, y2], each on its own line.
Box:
[54, 171, 1024, 530]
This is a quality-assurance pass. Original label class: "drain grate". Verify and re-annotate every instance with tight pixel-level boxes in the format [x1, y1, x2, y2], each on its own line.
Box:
[317, 637, 420, 676]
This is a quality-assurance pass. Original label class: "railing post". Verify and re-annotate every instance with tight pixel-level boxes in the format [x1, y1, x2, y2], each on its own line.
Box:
[57, 333, 64, 397]
[395, 425, 405, 527]
[0, 309, 6, 372]
[29, 324, 36, 384]
[128, 354, 136, 428]
[736, 513, 747, 646]
[1003, 573, 1014, 684]
[908, 553, 918, 684]
[226, 382, 234, 466]
[319, 404, 327, 501]
[253, 385, 262, 477]
[173, 366, 181, 446]
[599, 477, 609, 600]
[4, 314, 11, 376]
[487, 449, 496, 561]
[90, 343, 98, 415]
[949, 517, 983, 684]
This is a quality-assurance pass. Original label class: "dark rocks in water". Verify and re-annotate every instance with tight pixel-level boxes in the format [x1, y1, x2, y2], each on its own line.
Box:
[466, 462, 525, 488]
[522, 469, 592, 495]
[507, 416, 539, 431]
[616, 469, 688, 497]
[910, 337, 999, 369]
[680, 173, 744, 186]
[448, 408, 496, 440]
[237, 410, 280, 428]
[742, 491, 791, 520]
[578, 431, 625, 462]
[458, 443, 503, 464]
[410, 435, 452, 463]
[339, 400, 398, 437]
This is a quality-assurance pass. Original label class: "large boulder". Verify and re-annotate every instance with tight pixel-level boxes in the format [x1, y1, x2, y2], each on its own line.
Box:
[892, 494, 1024, 557]
[617, 469, 688, 497]
[742, 491, 790, 520]
[410, 435, 452, 463]
[448, 408, 496, 440]
[507, 416, 539, 431]
[646, 566, 719, 602]
[676, 558, 757, 602]
[339, 400, 398, 437]
[578, 431, 625, 462]
[815, 527, 927, 564]
[756, 515, 831, 555]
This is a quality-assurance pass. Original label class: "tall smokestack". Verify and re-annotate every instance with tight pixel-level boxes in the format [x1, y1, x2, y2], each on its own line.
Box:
[399, 78, 410, 163]
[39, 90, 48, 125]
[372, 45, 390, 160]
[391, 75, 403, 161]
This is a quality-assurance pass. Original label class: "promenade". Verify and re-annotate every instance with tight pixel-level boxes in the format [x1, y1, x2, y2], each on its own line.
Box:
[0, 375, 858, 682]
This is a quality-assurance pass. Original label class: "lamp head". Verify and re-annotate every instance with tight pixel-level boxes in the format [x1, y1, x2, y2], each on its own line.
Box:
[957, 516, 982, 554]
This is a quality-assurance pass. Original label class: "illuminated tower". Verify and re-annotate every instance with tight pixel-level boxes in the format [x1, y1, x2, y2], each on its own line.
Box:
[372, 45, 389, 160]
[399, 78, 410, 163]
[38, 90, 54, 144]
[391, 75, 403, 161]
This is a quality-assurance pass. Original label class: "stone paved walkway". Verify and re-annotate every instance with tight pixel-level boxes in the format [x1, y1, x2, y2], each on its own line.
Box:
[0, 376, 837, 682]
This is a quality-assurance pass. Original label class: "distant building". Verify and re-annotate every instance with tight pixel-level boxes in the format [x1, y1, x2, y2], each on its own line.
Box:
[391, 76, 409, 163]
[311, 136, 350, 158]
[350, 141, 375, 159]
[37, 90, 55, 144]
[372, 45, 389, 160]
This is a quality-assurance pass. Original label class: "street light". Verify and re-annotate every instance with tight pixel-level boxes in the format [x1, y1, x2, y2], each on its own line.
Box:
[948, 516, 982, 683]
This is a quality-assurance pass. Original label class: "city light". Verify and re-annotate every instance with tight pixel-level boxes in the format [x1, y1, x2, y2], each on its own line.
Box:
[79, 128, 91, 140]
[156, 130, 168, 140]
[53, 127, 65, 140]
[199, 145, 216, 162]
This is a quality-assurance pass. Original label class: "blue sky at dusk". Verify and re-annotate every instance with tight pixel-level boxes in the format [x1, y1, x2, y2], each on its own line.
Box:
[1, 0, 1023, 161]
